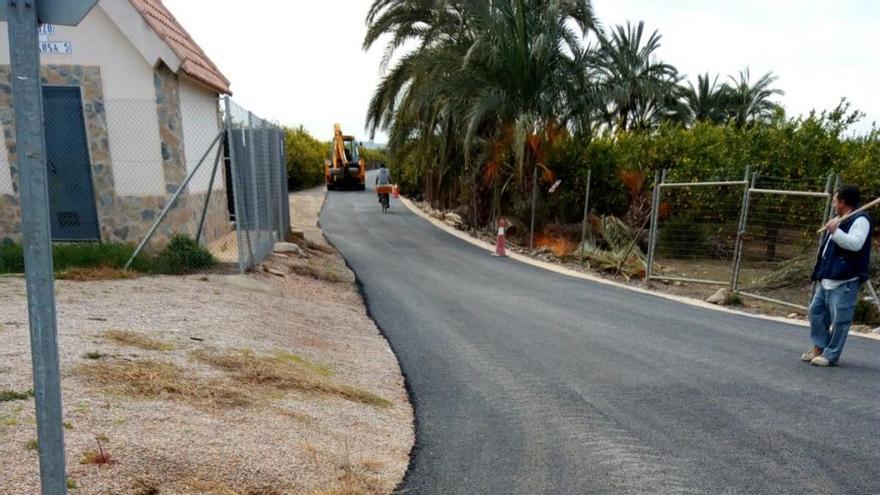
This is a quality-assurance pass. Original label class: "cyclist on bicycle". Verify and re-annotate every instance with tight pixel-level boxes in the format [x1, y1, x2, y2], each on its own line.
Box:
[376, 163, 392, 206]
[376, 163, 392, 187]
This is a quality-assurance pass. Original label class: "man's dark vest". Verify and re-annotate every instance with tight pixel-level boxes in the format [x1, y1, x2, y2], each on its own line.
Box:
[811, 212, 873, 283]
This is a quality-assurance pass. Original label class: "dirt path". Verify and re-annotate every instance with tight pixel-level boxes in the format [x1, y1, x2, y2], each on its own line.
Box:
[291, 187, 331, 248]
[0, 187, 413, 494]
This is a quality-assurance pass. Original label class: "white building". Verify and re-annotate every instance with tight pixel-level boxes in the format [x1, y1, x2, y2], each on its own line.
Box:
[0, 0, 232, 246]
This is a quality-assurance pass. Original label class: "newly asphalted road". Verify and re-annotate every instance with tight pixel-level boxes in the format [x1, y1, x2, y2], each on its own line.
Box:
[320, 177, 880, 494]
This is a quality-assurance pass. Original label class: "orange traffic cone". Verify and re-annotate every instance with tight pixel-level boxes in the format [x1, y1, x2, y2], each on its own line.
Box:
[493, 218, 509, 257]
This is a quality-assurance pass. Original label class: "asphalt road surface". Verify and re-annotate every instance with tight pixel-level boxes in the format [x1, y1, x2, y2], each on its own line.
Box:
[321, 175, 880, 494]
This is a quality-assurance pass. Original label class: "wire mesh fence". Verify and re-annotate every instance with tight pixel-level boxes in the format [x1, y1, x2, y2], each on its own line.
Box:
[0, 88, 232, 247]
[223, 97, 289, 272]
[645, 171, 880, 315]
[6, 90, 291, 274]
[734, 175, 833, 309]
[649, 176, 747, 286]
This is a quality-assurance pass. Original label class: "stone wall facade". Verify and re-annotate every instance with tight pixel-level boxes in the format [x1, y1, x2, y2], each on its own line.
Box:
[153, 63, 188, 194]
[0, 63, 230, 249]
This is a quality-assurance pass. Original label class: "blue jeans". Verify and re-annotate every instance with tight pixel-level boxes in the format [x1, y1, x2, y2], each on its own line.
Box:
[809, 280, 859, 363]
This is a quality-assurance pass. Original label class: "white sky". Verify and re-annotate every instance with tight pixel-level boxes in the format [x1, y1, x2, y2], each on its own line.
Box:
[164, 0, 879, 140]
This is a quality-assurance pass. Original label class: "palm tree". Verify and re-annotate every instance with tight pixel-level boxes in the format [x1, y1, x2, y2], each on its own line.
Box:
[595, 21, 680, 132]
[727, 68, 784, 127]
[364, 0, 602, 213]
[682, 73, 729, 125]
[363, 1, 475, 207]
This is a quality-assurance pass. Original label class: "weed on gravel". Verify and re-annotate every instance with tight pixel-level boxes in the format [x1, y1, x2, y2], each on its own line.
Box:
[74, 359, 250, 409]
[57, 266, 139, 281]
[104, 330, 175, 351]
[0, 389, 33, 402]
[192, 349, 391, 408]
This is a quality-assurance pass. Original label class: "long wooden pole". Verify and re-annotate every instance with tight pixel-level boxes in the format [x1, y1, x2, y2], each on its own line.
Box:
[817, 196, 880, 234]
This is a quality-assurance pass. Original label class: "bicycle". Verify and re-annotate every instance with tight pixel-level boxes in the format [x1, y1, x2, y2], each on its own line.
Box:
[376, 184, 393, 214]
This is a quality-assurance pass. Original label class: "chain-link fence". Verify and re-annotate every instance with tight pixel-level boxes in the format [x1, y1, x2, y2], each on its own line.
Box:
[77, 95, 288, 274]
[0, 88, 234, 251]
[223, 97, 289, 272]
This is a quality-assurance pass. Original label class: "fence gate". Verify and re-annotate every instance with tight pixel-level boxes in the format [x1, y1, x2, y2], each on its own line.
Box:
[646, 170, 749, 287]
[733, 175, 833, 310]
[647, 171, 879, 319]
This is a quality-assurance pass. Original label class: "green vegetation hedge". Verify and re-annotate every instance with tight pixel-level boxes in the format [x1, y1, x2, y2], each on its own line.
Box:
[284, 125, 326, 190]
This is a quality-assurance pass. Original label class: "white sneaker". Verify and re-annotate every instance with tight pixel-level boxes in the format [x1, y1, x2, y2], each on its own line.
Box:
[811, 355, 832, 367]
[801, 348, 821, 362]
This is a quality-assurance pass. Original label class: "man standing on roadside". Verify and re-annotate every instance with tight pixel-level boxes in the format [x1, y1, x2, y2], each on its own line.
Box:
[803, 185, 872, 366]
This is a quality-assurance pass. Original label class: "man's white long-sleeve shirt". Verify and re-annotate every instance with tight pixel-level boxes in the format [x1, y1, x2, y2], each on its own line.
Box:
[820, 216, 870, 290]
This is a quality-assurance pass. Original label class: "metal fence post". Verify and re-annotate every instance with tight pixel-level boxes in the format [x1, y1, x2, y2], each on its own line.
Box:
[579, 169, 592, 264]
[224, 97, 249, 272]
[276, 129, 287, 241]
[645, 170, 663, 281]
[7, 2, 68, 493]
[280, 133, 290, 237]
[529, 165, 538, 253]
[809, 173, 837, 302]
[247, 112, 261, 268]
[821, 173, 835, 226]
[195, 139, 225, 243]
[730, 167, 752, 291]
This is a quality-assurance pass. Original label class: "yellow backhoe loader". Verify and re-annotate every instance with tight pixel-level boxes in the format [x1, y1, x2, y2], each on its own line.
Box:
[325, 123, 366, 190]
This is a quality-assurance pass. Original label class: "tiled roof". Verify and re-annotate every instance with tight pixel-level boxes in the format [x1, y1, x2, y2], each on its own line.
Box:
[129, 0, 232, 94]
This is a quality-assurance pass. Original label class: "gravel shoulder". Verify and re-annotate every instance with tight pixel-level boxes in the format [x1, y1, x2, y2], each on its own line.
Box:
[0, 187, 413, 494]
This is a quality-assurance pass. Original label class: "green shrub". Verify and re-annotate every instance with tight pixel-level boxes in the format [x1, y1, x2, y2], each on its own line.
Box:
[153, 234, 217, 275]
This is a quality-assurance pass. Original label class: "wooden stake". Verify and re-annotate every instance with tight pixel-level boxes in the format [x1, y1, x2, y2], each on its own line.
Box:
[817, 196, 880, 234]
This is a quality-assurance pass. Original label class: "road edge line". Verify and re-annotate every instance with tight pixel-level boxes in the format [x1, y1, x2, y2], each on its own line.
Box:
[398, 196, 880, 343]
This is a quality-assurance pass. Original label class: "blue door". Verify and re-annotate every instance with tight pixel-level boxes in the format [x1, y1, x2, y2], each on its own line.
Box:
[42, 87, 101, 241]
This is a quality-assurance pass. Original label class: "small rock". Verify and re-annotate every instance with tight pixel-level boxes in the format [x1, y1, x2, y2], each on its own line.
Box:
[267, 268, 287, 277]
[706, 288, 729, 304]
[786, 312, 800, 319]
[198, 275, 209, 282]
[274, 242, 306, 257]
